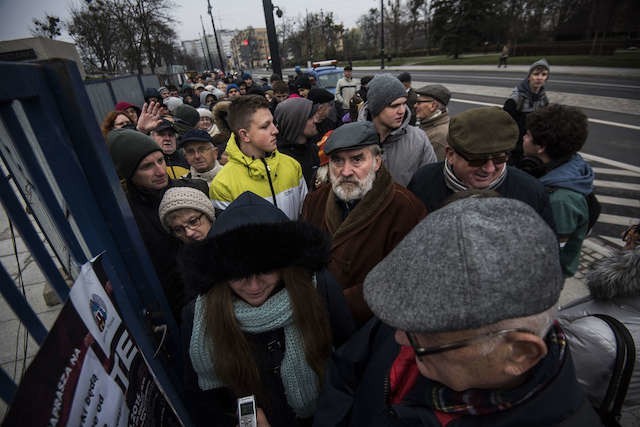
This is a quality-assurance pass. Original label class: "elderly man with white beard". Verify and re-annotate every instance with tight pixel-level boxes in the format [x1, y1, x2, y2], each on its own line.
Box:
[302, 121, 427, 326]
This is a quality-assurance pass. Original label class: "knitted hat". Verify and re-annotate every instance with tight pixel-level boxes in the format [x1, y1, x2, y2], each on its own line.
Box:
[366, 74, 407, 117]
[178, 191, 330, 298]
[158, 186, 215, 232]
[144, 88, 160, 102]
[242, 72, 252, 80]
[416, 84, 451, 106]
[114, 101, 141, 114]
[447, 107, 518, 160]
[163, 96, 183, 113]
[173, 104, 200, 135]
[324, 121, 379, 154]
[294, 75, 312, 90]
[178, 129, 213, 148]
[307, 88, 334, 104]
[197, 107, 213, 119]
[158, 86, 169, 95]
[364, 197, 563, 332]
[529, 58, 550, 75]
[226, 83, 240, 94]
[107, 129, 162, 180]
[397, 72, 411, 83]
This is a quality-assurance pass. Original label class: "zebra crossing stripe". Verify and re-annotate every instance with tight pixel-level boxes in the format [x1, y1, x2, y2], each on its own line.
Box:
[596, 195, 640, 208]
[594, 180, 640, 191]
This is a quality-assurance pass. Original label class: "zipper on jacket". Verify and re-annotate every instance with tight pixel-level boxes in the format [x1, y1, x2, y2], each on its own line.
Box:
[261, 158, 278, 208]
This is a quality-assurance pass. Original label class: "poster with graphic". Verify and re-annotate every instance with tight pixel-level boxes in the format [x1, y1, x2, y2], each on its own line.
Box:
[3, 258, 182, 427]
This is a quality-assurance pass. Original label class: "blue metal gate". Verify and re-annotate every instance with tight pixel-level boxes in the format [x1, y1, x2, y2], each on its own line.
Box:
[0, 59, 191, 424]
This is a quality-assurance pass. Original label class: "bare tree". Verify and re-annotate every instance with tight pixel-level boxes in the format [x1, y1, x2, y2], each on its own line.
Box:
[31, 14, 63, 39]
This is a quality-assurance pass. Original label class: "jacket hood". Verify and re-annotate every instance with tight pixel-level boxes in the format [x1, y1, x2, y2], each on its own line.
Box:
[212, 101, 232, 136]
[199, 91, 213, 106]
[540, 154, 594, 195]
[274, 98, 313, 144]
[586, 248, 640, 299]
[516, 77, 547, 101]
[178, 191, 330, 298]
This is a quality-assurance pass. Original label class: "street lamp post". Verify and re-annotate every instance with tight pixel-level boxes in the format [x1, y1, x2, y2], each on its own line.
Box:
[200, 15, 214, 70]
[207, 0, 226, 73]
[380, 0, 385, 69]
[262, 0, 282, 77]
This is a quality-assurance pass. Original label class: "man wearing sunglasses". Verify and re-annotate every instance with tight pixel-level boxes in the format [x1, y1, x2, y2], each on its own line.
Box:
[313, 197, 602, 426]
[408, 106, 555, 230]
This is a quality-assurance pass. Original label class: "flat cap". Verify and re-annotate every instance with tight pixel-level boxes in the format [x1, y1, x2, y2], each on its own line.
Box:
[324, 121, 380, 154]
[416, 84, 451, 106]
[447, 107, 518, 159]
[364, 197, 563, 332]
[153, 119, 176, 133]
[178, 129, 213, 148]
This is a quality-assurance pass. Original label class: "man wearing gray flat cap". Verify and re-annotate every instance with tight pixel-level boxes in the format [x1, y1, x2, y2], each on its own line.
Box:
[302, 121, 426, 326]
[313, 196, 602, 427]
[408, 106, 555, 230]
[358, 74, 436, 186]
[415, 84, 452, 161]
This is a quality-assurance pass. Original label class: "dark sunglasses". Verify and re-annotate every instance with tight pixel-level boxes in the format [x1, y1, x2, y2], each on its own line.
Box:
[455, 150, 509, 167]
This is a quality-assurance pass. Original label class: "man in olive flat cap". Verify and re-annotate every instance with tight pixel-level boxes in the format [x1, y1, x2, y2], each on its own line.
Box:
[302, 121, 426, 326]
[408, 106, 555, 229]
[314, 196, 601, 426]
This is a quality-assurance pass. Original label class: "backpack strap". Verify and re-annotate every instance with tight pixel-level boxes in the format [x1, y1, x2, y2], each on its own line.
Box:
[592, 314, 636, 426]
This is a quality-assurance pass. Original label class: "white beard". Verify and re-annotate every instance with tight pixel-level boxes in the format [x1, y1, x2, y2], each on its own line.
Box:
[330, 163, 377, 202]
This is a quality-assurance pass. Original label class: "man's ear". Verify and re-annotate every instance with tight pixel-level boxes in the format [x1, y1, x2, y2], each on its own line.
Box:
[374, 153, 383, 171]
[444, 146, 455, 163]
[237, 128, 250, 143]
[503, 332, 547, 377]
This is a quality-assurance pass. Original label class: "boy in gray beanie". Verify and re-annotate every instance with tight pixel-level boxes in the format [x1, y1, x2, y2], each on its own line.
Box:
[359, 74, 436, 186]
[313, 196, 602, 426]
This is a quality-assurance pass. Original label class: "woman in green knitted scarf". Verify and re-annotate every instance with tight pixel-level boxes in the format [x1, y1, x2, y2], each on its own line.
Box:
[178, 191, 355, 427]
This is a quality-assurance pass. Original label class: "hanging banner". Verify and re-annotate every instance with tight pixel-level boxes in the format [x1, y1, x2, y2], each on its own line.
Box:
[3, 258, 182, 427]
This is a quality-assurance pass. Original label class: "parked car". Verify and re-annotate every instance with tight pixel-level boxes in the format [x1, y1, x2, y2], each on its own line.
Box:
[307, 60, 344, 94]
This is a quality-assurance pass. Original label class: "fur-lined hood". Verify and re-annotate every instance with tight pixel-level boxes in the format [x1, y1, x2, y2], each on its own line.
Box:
[586, 248, 640, 299]
[178, 191, 329, 299]
[212, 100, 231, 137]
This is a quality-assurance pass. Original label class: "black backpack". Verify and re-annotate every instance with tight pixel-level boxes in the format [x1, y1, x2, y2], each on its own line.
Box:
[592, 314, 636, 427]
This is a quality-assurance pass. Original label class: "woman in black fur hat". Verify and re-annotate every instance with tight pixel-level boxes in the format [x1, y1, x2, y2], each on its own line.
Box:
[178, 191, 354, 427]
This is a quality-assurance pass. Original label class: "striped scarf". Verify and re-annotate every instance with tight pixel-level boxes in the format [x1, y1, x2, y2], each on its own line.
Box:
[443, 160, 507, 193]
[189, 289, 319, 417]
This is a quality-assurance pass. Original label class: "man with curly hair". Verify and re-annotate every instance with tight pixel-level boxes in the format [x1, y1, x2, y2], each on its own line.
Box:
[521, 103, 594, 277]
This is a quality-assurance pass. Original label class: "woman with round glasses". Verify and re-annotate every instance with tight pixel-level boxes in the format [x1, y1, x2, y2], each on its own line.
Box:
[159, 186, 215, 243]
[178, 191, 354, 427]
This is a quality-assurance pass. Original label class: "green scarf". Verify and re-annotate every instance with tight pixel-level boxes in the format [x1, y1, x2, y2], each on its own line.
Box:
[189, 289, 319, 418]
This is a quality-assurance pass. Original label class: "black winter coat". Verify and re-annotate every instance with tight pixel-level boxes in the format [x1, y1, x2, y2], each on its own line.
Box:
[313, 319, 602, 427]
[126, 178, 208, 321]
[181, 269, 356, 427]
[408, 162, 556, 231]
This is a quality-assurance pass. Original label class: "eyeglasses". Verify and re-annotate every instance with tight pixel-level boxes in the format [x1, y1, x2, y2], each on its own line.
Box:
[406, 328, 536, 357]
[455, 150, 509, 167]
[170, 213, 205, 236]
[184, 145, 213, 157]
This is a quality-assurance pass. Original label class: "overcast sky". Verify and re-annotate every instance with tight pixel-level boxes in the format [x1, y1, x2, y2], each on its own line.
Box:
[0, 0, 376, 43]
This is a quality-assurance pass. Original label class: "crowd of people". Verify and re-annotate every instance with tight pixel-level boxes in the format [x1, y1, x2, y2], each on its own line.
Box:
[100, 61, 638, 426]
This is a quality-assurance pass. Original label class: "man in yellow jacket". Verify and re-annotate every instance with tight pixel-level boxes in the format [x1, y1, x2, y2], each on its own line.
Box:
[209, 95, 308, 220]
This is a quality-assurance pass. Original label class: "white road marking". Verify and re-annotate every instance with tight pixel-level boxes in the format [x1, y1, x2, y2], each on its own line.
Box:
[592, 167, 640, 177]
[580, 153, 640, 173]
[594, 179, 640, 191]
[596, 195, 640, 208]
[598, 213, 638, 226]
